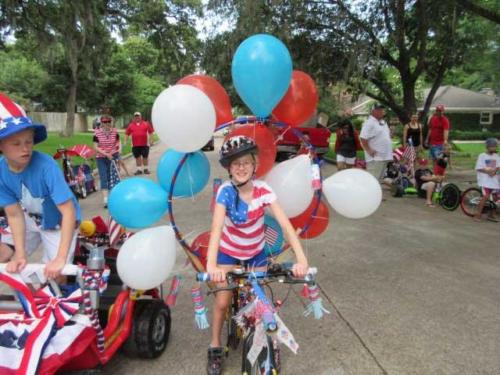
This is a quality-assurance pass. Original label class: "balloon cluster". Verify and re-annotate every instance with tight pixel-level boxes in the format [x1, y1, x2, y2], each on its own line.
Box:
[111, 33, 382, 280]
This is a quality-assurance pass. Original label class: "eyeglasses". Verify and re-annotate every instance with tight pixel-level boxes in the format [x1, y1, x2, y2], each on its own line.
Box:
[230, 160, 253, 169]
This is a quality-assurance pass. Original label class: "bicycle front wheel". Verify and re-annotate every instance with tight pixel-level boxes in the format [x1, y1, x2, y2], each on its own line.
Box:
[242, 328, 279, 375]
[460, 187, 483, 217]
[439, 183, 461, 211]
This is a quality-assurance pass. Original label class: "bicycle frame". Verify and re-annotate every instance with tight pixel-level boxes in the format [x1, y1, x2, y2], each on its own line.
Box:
[198, 264, 317, 374]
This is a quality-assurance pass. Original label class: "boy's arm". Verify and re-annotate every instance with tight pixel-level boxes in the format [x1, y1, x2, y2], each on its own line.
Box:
[44, 200, 76, 279]
[269, 201, 308, 277]
[5, 203, 28, 272]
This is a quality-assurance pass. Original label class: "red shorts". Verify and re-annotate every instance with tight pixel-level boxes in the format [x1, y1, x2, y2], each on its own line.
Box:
[433, 164, 446, 176]
[481, 187, 499, 200]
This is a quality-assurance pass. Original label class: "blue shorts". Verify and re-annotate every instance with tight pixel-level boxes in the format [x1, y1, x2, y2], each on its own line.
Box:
[429, 145, 443, 160]
[96, 153, 120, 190]
[217, 250, 268, 268]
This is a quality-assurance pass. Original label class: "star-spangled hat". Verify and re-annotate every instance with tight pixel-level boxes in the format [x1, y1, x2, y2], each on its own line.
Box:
[0, 93, 47, 144]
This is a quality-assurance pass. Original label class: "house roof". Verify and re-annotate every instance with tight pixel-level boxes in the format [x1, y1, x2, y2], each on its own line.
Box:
[419, 86, 500, 112]
[350, 94, 374, 116]
[349, 86, 500, 116]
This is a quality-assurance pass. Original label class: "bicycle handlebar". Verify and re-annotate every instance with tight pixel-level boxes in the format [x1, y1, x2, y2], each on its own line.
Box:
[0, 263, 80, 284]
[196, 265, 317, 284]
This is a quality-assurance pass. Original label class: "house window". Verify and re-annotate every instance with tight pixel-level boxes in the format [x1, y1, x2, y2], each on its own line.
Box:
[480, 112, 492, 125]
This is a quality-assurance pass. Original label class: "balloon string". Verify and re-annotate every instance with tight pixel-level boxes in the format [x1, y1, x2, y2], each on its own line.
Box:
[167, 153, 205, 272]
[185, 153, 196, 202]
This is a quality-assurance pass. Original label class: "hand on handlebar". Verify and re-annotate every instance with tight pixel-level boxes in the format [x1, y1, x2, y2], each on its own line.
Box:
[292, 262, 309, 278]
[6, 256, 27, 273]
[206, 264, 227, 283]
[44, 256, 66, 279]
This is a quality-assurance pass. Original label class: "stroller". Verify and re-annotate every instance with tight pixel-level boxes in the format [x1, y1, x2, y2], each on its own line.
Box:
[389, 145, 417, 197]
[53, 145, 97, 199]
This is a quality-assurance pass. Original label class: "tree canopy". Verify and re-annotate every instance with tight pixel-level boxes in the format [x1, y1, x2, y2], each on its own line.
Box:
[0, 0, 498, 132]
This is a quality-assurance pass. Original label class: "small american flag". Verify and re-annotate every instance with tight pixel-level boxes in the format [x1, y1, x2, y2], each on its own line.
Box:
[109, 159, 121, 190]
[402, 139, 416, 178]
[108, 216, 122, 247]
[393, 147, 404, 162]
[264, 224, 280, 249]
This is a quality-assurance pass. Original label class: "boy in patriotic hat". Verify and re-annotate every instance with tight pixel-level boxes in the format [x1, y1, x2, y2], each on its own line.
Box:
[0, 93, 81, 279]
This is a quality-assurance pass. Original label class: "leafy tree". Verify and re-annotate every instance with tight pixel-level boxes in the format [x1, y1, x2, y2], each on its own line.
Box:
[0, 49, 49, 104]
[123, 0, 203, 84]
[203, 0, 498, 124]
[1, 0, 113, 136]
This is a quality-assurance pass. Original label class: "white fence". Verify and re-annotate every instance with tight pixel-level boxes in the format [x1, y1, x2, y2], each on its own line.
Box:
[29, 112, 128, 133]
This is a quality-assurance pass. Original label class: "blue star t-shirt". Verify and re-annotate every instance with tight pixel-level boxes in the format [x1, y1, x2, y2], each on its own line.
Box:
[0, 151, 81, 229]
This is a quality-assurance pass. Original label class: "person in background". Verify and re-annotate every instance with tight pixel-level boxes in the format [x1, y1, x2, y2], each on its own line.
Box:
[93, 116, 120, 208]
[473, 138, 499, 222]
[334, 119, 362, 170]
[360, 104, 393, 183]
[433, 142, 452, 178]
[414, 158, 444, 208]
[124, 112, 154, 175]
[403, 113, 424, 151]
[425, 104, 450, 163]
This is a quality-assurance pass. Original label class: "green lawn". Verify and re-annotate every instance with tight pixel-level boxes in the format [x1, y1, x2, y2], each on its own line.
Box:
[323, 135, 483, 171]
[33, 132, 165, 169]
[452, 143, 486, 170]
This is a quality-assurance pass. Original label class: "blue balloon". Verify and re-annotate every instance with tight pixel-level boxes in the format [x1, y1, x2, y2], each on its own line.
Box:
[263, 215, 284, 257]
[157, 150, 210, 198]
[232, 34, 292, 117]
[109, 178, 168, 229]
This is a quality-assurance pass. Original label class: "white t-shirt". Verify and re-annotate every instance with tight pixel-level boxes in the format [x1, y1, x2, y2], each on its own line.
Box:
[360, 116, 393, 162]
[475, 152, 500, 189]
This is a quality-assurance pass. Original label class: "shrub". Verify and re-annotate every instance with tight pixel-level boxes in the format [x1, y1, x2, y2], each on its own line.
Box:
[450, 130, 500, 140]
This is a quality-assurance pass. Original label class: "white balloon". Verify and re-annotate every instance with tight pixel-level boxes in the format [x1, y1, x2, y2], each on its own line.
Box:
[152, 85, 216, 152]
[323, 169, 382, 219]
[264, 155, 314, 217]
[117, 226, 177, 290]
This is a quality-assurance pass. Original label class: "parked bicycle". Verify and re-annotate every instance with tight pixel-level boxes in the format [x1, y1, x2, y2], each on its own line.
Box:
[197, 263, 318, 375]
[460, 187, 499, 217]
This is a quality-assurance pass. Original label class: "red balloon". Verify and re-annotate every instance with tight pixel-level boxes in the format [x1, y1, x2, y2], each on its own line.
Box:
[178, 75, 233, 127]
[290, 198, 329, 239]
[191, 231, 211, 269]
[226, 124, 277, 177]
[272, 70, 318, 127]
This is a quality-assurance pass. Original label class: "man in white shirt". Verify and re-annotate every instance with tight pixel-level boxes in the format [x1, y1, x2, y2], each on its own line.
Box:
[360, 104, 393, 182]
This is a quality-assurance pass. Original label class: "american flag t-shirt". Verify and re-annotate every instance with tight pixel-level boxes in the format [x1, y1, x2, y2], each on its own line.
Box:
[216, 180, 277, 260]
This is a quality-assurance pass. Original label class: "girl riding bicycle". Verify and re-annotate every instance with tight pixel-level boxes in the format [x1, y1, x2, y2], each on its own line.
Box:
[205, 135, 309, 373]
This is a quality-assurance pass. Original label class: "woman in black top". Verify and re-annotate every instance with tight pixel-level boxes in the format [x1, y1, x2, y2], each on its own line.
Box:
[334, 119, 362, 170]
[403, 114, 423, 149]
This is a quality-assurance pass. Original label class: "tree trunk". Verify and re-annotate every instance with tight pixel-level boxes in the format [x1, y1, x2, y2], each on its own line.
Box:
[401, 78, 417, 125]
[61, 43, 79, 137]
[61, 79, 77, 137]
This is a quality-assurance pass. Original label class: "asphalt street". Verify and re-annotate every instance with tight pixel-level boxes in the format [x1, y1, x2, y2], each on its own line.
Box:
[8, 138, 499, 375]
